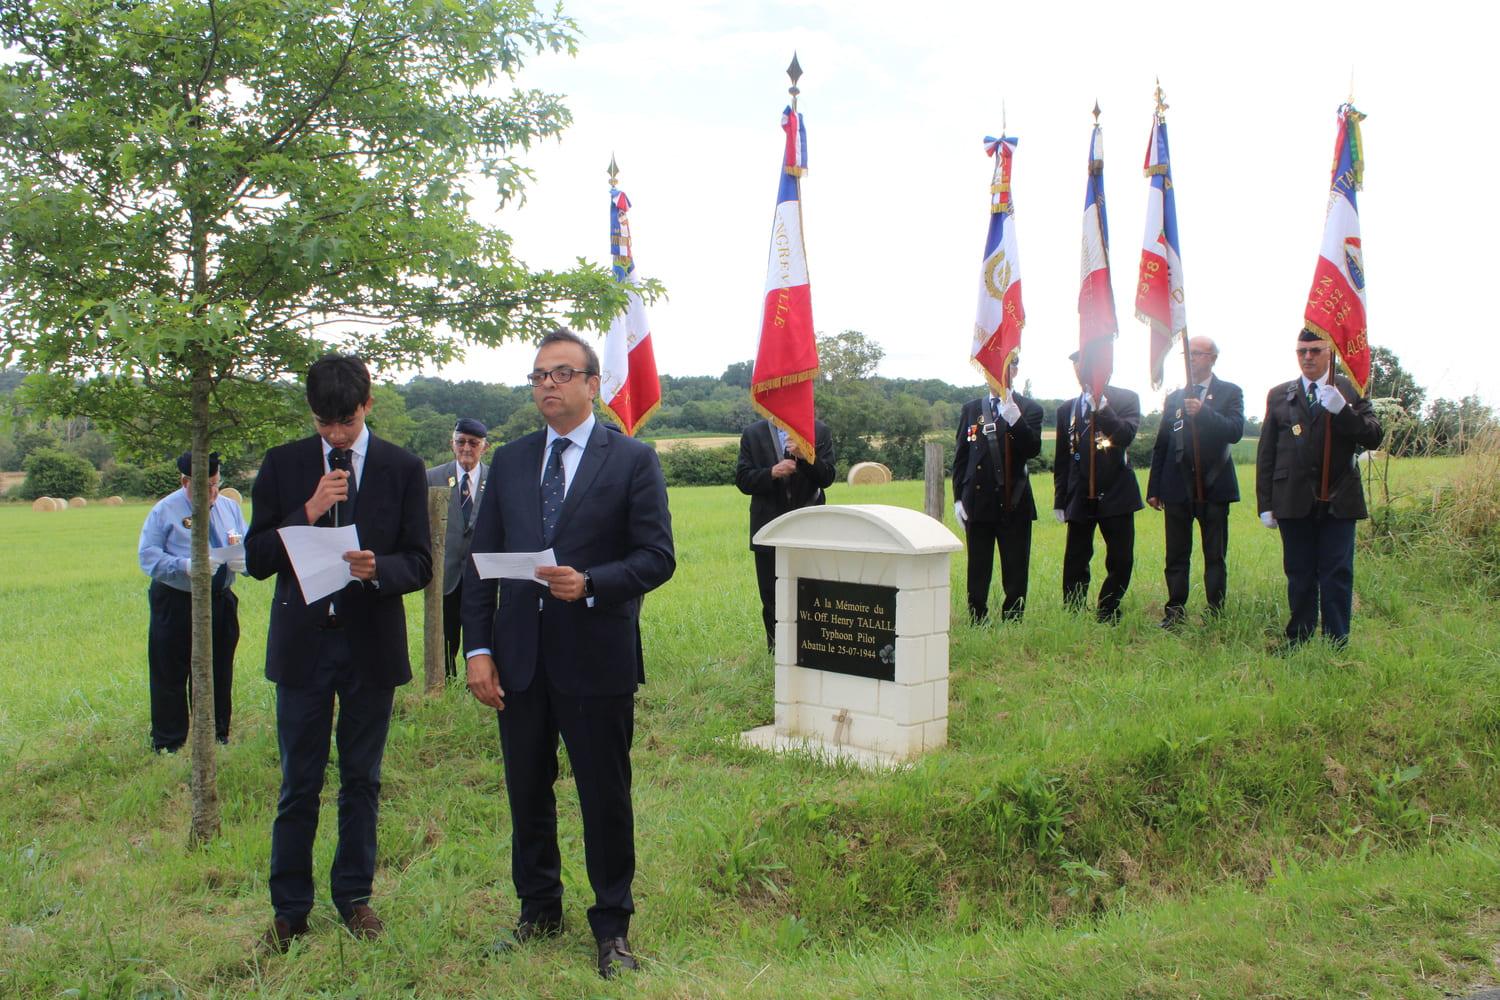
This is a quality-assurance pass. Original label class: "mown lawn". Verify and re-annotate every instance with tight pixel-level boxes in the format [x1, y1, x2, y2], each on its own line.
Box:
[2, 459, 1497, 998]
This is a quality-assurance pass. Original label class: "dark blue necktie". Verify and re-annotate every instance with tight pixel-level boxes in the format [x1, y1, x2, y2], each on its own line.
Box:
[540, 438, 570, 545]
[1305, 383, 1320, 414]
[459, 471, 473, 529]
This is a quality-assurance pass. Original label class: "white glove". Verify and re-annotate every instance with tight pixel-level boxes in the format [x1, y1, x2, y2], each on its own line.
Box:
[1260, 511, 1278, 529]
[227, 557, 248, 574]
[1053, 509, 1066, 524]
[1097, 394, 1109, 410]
[1317, 383, 1347, 413]
[180, 558, 192, 575]
[999, 399, 1022, 426]
[954, 501, 967, 524]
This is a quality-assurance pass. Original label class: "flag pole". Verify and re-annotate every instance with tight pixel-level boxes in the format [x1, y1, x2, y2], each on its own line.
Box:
[1155, 79, 1205, 505]
[1088, 101, 1100, 503]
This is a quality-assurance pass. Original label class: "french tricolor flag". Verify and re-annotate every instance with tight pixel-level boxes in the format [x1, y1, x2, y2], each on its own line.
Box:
[971, 135, 1025, 396]
[1137, 116, 1187, 390]
[1078, 118, 1118, 399]
[751, 104, 819, 458]
[599, 186, 661, 436]
[1303, 104, 1371, 393]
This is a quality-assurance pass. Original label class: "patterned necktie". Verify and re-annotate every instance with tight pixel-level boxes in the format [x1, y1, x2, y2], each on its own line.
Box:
[1305, 383, 1320, 413]
[1195, 384, 1206, 401]
[459, 470, 473, 528]
[540, 438, 570, 545]
[329, 448, 358, 526]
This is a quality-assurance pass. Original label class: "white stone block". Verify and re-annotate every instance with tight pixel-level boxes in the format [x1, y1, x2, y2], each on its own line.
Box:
[774, 664, 790, 704]
[818, 671, 880, 715]
[774, 702, 793, 734]
[896, 588, 934, 637]
[788, 665, 822, 705]
[891, 681, 936, 727]
[775, 622, 797, 666]
[897, 554, 941, 590]
[922, 717, 949, 751]
[775, 577, 796, 623]
[924, 633, 951, 683]
[892, 636, 927, 685]
[889, 722, 923, 759]
[867, 554, 899, 588]
[931, 586, 951, 633]
[775, 547, 790, 579]
[932, 676, 949, 719]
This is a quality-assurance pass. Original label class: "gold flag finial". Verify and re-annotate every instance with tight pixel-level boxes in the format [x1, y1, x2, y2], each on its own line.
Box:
[607, 153, 619, 188]
[787, 52, 803, 110]
[1092, 99, 1101, 124]
[1154, 78, 1168, 119]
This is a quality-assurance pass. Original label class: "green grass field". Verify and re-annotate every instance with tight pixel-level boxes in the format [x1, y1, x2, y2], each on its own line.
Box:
[3, 460, 1498, 998]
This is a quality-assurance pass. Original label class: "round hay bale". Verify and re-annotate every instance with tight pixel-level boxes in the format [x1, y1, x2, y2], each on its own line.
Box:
[49, 497, 68, 511]
[32, 497, 56, 512]
[847, 461, 892, 486]
[219, 486, 243, 503]
[68, 496, 87, 508]
[103, 495, 125, 506]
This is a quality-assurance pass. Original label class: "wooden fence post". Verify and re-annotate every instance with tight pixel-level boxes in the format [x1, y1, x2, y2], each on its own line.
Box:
[424, 486, 449, 695]
[923, 440, 944, 522]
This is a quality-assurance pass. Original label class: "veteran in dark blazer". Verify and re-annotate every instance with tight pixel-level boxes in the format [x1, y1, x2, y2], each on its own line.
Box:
[1256, 328, 1383, 648]
[463, 329, 675, 980]
[1146, 336, 1245, 627]
[245, 355, 432, 952]
[1053, 353, 1144, 624]
[426, 417, 490, 677]
[952, 355, 1044, 623]
[736, 416, 836, 649]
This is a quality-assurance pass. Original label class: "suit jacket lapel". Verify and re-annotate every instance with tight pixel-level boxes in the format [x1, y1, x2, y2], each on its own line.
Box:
[518, 432, 546, 547]
[551, 422, 611, 541]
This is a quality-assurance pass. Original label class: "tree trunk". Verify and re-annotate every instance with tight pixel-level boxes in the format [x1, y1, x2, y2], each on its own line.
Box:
[922, 441, 943, 521]
[187, 365, 220, 846]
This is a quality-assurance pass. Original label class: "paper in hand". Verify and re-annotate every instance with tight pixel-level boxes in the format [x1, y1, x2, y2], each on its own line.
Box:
[209, 541, 244, 568]
[471, 548, 558, 583]
[277, 525, 360, 604]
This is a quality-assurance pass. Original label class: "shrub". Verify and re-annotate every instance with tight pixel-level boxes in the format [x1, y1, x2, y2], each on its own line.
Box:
[20, 447, 99, 500]
[100, 463, 151, 499]
[659, 443, 738, 487]
[143, 461, 184, 499]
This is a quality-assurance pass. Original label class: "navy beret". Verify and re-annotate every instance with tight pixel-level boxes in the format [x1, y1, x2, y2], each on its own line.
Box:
[177, 451, 220, 477]
[454, 417, 488, 439]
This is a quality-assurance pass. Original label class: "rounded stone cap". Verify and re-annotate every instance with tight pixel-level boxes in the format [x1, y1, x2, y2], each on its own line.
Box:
[753, 503, 961, 554]
[847, 461, 892, 485]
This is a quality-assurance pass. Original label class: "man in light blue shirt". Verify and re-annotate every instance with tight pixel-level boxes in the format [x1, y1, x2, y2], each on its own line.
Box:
[137, 451, 248, 751]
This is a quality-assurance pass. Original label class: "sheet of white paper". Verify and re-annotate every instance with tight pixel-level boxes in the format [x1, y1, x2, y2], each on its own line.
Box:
[471, 548, 558, 582]
[208, 541, 244, 568]
[277, 525, 360, 604]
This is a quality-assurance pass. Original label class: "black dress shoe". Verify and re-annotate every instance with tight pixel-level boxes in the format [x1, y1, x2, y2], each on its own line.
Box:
[1159, 607, 1186, 630]
[597, 935, 639, 979]
[487, 917, 563, 955]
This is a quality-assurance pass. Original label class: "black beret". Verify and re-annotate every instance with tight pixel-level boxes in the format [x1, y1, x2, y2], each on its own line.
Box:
[1068, 350, 1081, 363]
[177, 451, 220, 477]
[454, 417, 488, 439]
[1298, 327, 1323, 342]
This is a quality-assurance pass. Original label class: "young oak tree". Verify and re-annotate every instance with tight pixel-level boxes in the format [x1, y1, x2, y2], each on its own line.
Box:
[0, 0, 636, 845]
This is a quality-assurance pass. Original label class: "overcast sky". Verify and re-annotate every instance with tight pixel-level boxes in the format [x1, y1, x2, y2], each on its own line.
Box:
[432, 0, 1497, 416]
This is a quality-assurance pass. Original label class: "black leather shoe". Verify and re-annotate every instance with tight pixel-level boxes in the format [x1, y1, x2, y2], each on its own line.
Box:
[1159, 608, 1186, 630]
[597, 935, 639, 979]
[487, 917, 563, 955]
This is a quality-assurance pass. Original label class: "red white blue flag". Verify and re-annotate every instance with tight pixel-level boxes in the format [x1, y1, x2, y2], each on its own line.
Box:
[1078, 118, 1117, 399]
[1303, 103, 1371, 393]
[752, 104, 819, 458]
[971, 135, 1025, 396]
[599, 185, 661, 436]
[1136, 115, 1187, 390]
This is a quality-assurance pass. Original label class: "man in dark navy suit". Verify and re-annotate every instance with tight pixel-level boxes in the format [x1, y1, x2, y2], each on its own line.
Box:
[1256, 328, 1383, 648]
[951, 355, 1044, 623]
[1146, 336, 1245, 627]
[463, 329, 675, 979]
[1053, 351, 1144, 624]
[246, 355, 431, 952]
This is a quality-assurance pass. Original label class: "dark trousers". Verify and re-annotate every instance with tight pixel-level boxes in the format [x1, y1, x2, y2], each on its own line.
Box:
[1062, 513, 1135, 620]
[1278, 513, 1357, 645]
[1163, 501, 1230, 612]
[442, 583, 464, 677]
[146, 581, 238, 750]
[753, 545, 776, 650]
[498, 659, 635, 942]
[964, 516, 1032, 621]
[269, 630, 396, 924]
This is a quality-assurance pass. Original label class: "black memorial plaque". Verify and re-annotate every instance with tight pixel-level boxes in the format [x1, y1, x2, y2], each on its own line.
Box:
[795, 578, 897, 681]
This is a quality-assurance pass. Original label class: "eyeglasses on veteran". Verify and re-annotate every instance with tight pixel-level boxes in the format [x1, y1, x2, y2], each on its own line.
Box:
[526, 366, 595, 386]
[1295, 346, 1327, 357]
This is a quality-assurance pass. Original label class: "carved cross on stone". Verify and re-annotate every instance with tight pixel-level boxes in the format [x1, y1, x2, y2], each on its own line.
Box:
[832, 708, 852, 745]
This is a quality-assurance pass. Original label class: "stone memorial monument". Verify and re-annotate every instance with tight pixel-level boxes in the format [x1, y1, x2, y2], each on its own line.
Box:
[740, 503, 961, 768]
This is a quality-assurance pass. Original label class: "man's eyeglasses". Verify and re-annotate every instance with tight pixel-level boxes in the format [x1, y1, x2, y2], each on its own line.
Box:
[452, 436, 486, 449]
[1295, 347, 1327, 357]
[1188, 351, 1217, 358]
[526, 366, 594, 386]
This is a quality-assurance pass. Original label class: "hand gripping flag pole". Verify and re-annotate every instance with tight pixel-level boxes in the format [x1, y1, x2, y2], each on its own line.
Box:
[1135, 82, 1202, 501]
[599, 156, 662, 436]
[1078, 102, 1119, 500]
[750, 54, 819, 461]
[1303, 103, 1370, 499]
[971, 121, 1025, 512]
